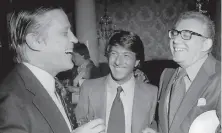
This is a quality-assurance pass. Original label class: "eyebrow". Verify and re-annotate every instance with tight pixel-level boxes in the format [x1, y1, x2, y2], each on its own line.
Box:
[123, 51, 134, 54]
[110, 50, 134, 55]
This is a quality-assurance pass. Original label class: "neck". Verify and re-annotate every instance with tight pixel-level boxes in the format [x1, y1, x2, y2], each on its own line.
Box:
[26, 61, 59, 77]
[179, 53, 208, 69]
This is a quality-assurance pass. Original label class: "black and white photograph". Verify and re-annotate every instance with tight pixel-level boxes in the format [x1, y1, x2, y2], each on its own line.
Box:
[0, 0, 221, 133]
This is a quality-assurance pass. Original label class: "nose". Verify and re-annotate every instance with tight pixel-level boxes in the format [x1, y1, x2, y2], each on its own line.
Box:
[69, 31, 78, 43]
[172, 34, 184, 44]
[114, 54, 124, 66]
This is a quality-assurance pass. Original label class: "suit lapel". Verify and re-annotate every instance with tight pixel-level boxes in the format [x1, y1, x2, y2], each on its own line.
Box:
[17, 64, 70, 133]
[90, 77, 107, 123]
[33, 93, 70, 133]
[158, 69, 177, 133]
[169, 56, 215, 133]
[131, 80, 150, 133]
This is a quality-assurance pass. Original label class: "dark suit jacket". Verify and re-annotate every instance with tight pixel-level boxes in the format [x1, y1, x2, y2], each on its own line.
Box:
[0, 64, 70, 133]
[158, 55, 221, 133]
[75, 76, 158, 133]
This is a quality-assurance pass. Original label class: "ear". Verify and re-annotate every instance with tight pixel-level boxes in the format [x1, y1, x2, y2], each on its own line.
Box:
[201, 38, 213, 52]
[135, 60, 140, 67]
[25, 33, 46, 51]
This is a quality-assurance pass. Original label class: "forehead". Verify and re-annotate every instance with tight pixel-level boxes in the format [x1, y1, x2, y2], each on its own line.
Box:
[39, 9, 71, 31]
[176, 18, 206, 35]
[110, 45, 134, 54]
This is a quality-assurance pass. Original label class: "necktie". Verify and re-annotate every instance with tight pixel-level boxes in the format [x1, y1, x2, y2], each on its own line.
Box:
[169, 69, 187, 126]
[55, 78, 75, 130]
[107, 86, 125, 133]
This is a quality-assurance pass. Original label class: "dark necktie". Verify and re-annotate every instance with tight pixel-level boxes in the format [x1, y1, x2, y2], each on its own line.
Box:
[169, 68, 187, 126]
[107, 86, 125, 133]
[54, 78, 75, 130]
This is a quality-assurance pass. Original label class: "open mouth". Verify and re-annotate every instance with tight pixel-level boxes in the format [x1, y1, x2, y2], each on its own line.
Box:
[65, 49, 73, 54]
[174, 48, 186, 52]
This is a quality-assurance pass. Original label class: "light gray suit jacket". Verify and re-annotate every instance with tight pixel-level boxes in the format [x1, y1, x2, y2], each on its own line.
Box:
[158, 55, 221, 133]
[75, 76, 158, 133]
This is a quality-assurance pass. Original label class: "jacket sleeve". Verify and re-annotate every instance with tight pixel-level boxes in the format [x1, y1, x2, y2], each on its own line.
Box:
[216, 80, 221, 133]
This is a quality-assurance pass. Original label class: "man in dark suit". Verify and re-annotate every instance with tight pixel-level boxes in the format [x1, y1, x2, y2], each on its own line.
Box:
[144, 11, 221, 133]
[75, 30, 158, 133]
[0, 4, 105, 133]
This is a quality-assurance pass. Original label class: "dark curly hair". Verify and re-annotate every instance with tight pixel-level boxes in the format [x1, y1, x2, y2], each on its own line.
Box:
[106, 30, 145, 68]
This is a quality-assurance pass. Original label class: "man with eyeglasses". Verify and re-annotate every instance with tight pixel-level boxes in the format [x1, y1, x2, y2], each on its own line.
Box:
[0, 3, 105, 133]
[143, 11, 221, 133]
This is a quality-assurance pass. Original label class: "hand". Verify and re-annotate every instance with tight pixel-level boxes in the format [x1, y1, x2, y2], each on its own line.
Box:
[142, 127, 157, 133]
[72, 119, 105, 133]
[73, 80, 79, 87]
[66, 86, 80, 93]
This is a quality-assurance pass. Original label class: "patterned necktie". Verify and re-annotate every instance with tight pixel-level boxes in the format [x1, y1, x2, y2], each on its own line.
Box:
[54, 77, 75, 130]
[169, 68, 187, 126]
[107, 86, 125, 133]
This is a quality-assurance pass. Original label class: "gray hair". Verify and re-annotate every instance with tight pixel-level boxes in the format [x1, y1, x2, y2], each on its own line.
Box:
[9, 6, 62, 63]
[175, 11, 215, 42]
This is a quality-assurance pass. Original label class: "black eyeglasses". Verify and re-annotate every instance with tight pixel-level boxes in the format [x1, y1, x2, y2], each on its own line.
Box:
[168, 29, 208, 40]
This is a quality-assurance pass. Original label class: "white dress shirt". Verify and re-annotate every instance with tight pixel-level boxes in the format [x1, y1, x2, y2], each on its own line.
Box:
[23, 62, 72, 131]
[106, 74, 135, 133]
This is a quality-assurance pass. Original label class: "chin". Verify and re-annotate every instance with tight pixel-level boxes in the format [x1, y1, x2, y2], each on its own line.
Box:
[111, 73, 125, 81]
[112, 73, 132, 83]
[173, 55, 185, 63]
[63, 63, 74, 71]
[112, 75, 123, 80]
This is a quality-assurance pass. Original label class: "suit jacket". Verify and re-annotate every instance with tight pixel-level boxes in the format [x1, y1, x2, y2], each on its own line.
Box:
[158, 55, 221, 133]
[75, 75, 158, 133]
[0, 64, 70, 133]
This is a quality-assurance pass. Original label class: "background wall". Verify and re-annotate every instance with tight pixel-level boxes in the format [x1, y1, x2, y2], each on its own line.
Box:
[96, 0, 220, 61]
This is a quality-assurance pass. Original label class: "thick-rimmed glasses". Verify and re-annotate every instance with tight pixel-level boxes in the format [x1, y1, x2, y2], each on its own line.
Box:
[168, 29, 208, 40]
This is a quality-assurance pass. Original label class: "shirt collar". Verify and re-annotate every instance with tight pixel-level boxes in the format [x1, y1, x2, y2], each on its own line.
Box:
[185, 55, 208, 81]
[23, 62, 55, 94]
[106, 73, 135, 95]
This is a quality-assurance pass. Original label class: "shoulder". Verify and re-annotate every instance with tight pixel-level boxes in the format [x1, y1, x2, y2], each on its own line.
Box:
[83, 76, 106, 85]
[136, 81, 158, 105]
[81, 76, 107, 91]
[0, 79, 27, 115]
[161, 68, 176, 79]
[137, 80, 158, 94]
[159, 68, 176, 86]
[79, 76, 107, 96]
[0, 66, 25, 95]
[0, 64, 35, 105]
